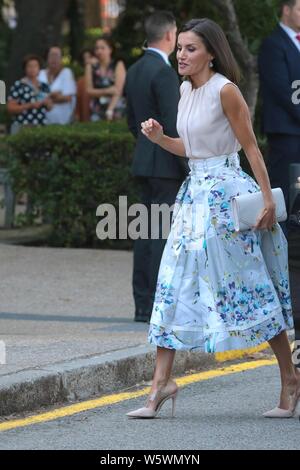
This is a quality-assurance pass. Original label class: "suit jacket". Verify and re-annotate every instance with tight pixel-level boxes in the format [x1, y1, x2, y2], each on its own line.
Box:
[258, 25, 300, 136]
[125, 49, 189, 179]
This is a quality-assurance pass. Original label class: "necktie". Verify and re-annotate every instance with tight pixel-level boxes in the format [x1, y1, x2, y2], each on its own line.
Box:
[296, 33, 300, 43]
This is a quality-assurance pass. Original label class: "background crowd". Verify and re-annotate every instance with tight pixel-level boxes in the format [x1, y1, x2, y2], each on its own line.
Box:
[6, 34, 127, 133]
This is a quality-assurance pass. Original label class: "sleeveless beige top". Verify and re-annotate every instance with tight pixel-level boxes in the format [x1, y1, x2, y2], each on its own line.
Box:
[176, 73, 241, 159]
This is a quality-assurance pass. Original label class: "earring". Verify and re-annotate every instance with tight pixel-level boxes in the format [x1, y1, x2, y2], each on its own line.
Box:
[209, 60, 214, 68]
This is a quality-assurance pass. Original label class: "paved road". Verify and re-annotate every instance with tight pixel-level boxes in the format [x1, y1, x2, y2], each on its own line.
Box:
[0, 363, 299, 450]
[0, 245, 148, 376]
[0, 233, 299, 377]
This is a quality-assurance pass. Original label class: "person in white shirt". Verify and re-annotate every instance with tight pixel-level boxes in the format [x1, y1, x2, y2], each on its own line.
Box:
[39, 46, 77, 125]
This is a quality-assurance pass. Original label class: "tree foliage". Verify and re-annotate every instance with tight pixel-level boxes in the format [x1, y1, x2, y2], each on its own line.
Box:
[0, 0, 13, 81]
[114, 0, 280, 61]
[4, 0, 86, 87]
[112, 0, 281, 118]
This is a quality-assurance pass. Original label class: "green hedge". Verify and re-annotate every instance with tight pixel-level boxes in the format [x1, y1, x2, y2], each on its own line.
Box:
[4, 119, 269, 248]
[6, 121, 138, 247]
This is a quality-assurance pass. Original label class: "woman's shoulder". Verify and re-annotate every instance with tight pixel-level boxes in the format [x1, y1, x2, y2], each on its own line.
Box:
[59, 67, 75, 79]
[10, 79, 22, 89]
[206, 74, 240, 106]
[179, 79, 191, 96]
[10, 79, 30, 94]
[212, 73, 238, 92]
[39, 69, 47, 81]
[8, 79, 22, 97]
[112, 59, 126, 71]
[15, 79, 28, 88]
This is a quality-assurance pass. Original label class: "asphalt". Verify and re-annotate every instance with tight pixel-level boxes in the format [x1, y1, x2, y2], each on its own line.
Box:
[0, 364, 299, 450]
[0, 244, 219, 416]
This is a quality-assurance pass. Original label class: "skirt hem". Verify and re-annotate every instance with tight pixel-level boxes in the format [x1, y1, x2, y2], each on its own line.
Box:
[148, 311, 292, 353]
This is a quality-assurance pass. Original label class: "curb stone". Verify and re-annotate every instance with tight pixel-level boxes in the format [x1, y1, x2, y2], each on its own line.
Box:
[0, 343, 272, 417]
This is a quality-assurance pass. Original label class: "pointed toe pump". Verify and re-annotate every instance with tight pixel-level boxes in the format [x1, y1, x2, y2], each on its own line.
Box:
[262, 407, 294, 418]
[126, 381, 178, 419]
[263, 385, 300, 419]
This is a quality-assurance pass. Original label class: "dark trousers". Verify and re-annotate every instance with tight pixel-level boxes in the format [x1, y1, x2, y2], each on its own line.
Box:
[267, 134, 300, 234]
[132, 176, 183, 316]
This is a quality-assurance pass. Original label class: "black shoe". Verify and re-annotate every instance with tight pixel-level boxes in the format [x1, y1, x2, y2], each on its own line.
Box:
[134, 308, 151, 323]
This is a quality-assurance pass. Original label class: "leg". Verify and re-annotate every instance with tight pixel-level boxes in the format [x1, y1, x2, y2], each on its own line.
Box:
[132, 177, 152, 318]
[126, 346, 178, 417]
[132, 237, 151, 315]
[268, 330, 300, 409]
[151, 346, 176, 388]
[147, 346, 177, 410]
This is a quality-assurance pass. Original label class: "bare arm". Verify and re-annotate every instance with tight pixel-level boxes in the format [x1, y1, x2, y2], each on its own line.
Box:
[7, 98, 51, 114]
[50, 91, 72, 103]
[221, 84, 276, 229]
[85, 63, 117, 97]
[106, 61, 126, 115]
[141, 118, 186, 157]
[7, 100, 33, 114]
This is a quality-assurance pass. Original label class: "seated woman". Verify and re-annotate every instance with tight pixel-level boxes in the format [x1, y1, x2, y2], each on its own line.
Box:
[7, 54, 52, 134]
[85, 35, 126, 121]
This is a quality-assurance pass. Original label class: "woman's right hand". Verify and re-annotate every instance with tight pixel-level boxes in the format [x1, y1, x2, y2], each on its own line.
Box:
[141, 118, 163, 144]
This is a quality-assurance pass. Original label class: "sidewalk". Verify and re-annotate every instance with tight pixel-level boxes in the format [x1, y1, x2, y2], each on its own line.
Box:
[0, 244, 212, 416]
[0, 238, 297, 417]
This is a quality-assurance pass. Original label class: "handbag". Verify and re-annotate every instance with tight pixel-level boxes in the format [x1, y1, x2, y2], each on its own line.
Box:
[231, 187, 287, 232]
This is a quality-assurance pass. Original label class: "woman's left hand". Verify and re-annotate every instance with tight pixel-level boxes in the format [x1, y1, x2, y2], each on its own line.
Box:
[254, 202, 276, 230]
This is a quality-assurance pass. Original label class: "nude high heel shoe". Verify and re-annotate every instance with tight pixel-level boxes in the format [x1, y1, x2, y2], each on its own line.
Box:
[263, 385, 300, 418]
[126, 381, 178, 419]
[262, 407, 294, 418]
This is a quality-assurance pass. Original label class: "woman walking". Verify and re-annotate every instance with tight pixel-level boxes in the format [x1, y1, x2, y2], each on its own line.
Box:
[126, 18, 299, 419]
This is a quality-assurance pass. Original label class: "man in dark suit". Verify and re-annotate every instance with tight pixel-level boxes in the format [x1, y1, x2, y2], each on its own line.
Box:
[259, 0, 300, 365]
[258, 0, 300, 231]
[125, 10, 189, 322]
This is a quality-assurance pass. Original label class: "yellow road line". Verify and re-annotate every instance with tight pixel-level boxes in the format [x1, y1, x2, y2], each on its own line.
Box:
[175, 358, 277, 386]
[0, 357, 277, 433]
[215, 341, 269, 362]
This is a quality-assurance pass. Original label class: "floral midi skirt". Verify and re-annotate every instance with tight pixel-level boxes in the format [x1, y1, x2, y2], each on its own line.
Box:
[148, 153, 293, 353]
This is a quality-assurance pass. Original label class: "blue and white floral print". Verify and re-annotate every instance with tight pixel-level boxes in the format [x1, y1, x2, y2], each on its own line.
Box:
[148, 154, 293, 353]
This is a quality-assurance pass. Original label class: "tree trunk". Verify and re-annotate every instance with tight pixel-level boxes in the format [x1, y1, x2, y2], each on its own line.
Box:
[84, 0, 100, 28]
[211, 0, 258, 120]
[6, 0, 70, 87]
[67, 0, 85, 61]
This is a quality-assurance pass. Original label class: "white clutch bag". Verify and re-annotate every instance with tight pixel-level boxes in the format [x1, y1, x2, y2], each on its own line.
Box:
[231, 187, 287, 232]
